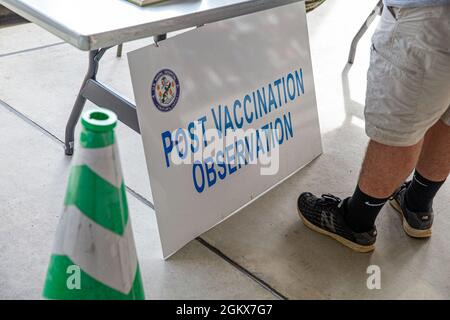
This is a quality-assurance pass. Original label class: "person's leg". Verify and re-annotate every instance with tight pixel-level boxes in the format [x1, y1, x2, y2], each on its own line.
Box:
[297, 5, 449, 252]
[344, 139, 423, 232]
[415, 120, 450, 182]
[359, 140, 423, 198]
[345, 4, 450, 234]
[403, 120, 450, 213]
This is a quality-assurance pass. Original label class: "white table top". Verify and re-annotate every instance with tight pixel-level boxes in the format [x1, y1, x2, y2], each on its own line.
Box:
[1, 0, 303, 51]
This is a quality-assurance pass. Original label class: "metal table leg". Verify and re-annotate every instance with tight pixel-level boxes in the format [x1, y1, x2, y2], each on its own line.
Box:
[65, 50, 102, 155]
[64, 47, 140, 155]
[65, 34, 168, 155]
[116, 44, 123, 58]
[347, 0, 383, 65]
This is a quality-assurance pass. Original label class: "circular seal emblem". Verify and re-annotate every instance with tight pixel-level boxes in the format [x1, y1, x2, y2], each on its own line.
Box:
[151, 69, 180, 112]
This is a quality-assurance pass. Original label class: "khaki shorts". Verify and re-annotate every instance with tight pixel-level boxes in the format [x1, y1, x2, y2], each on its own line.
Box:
[365, 5, 450, 147]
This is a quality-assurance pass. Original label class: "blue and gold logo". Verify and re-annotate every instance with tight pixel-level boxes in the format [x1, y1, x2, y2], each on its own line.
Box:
[151, 69, 180, 112]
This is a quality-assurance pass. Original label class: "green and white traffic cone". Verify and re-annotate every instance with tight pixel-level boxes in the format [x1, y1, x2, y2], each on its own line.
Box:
[43, 109, 145, 300]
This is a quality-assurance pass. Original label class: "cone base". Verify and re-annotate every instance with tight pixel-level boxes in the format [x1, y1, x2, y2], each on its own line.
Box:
[43, 255, 145, 300]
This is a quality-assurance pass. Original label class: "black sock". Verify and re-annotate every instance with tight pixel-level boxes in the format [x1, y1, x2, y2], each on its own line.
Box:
[343, 185, 388, 233]
[405, 170, 446, 212]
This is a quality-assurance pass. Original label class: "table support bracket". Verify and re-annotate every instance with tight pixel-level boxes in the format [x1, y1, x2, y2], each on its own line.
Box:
[64, 47, 140, 155]
[65, 35, 167, 155]
[82, 80, 140, 134]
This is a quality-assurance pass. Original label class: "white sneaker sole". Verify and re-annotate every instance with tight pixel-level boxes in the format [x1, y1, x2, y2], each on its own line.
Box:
[297, 208, 375, 253]
[389, 199, 432, 238]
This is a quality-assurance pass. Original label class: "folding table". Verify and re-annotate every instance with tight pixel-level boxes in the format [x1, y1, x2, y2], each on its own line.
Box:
[0, 0, 303, 154]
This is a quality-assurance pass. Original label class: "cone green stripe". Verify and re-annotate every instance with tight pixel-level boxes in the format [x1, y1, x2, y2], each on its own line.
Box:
[43, 255, 145, 300]
[80, 129, 115, 149]
[64, 165, 128, 235]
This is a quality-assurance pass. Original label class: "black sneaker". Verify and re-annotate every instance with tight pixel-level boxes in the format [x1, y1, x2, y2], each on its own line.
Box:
[297, 193, 377, 253]
[389, 182, 433, 238]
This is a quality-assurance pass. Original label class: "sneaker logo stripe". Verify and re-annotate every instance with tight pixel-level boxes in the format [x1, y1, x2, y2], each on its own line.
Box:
[413, 175, 429, 187]
[365, 201, 385, 207]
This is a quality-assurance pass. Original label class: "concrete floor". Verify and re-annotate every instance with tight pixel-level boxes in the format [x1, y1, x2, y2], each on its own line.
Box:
[1, 0, 449, 299]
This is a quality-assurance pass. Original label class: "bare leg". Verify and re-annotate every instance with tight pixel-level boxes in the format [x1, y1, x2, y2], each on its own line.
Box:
[358, 139, 423, 198]
[416, 120, 450, 182]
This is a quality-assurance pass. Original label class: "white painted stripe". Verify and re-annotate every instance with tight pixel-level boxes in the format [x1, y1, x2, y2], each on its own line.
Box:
[72, 143, 123, 188]
[53, 205, 138, 294]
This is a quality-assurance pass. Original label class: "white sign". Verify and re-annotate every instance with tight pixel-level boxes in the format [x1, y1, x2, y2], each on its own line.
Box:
[128, 1, 322, 258]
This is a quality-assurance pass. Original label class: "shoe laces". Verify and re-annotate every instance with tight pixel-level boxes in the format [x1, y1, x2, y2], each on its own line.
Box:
[317, 194, 342, 207]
